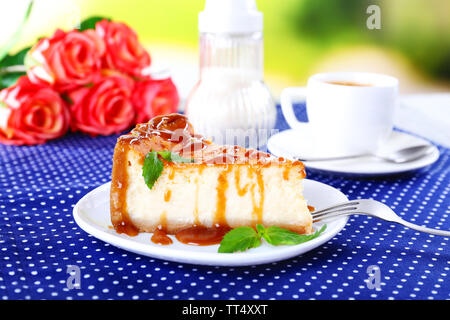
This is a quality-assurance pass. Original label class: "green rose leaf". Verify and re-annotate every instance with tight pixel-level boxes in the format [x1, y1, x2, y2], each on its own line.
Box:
[0, 71, 25, 90]
[78, 16, 110, 31]
[0, 47, 30, 89]
[0, 47, 30, 68]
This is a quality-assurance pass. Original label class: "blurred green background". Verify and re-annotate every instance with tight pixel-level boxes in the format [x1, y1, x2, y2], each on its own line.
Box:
[1, 0, 449, 99]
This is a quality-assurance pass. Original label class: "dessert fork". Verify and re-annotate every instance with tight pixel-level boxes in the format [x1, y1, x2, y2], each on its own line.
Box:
[312, 199, 450, 237]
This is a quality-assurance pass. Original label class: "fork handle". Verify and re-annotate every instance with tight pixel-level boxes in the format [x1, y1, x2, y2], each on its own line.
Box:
[393, 217, 450, 237]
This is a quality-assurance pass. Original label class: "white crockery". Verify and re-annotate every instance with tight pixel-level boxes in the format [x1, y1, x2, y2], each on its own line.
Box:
[73, 180, 348, 266]
[267, 129, 439, 176]
[281, 72, 398, 157]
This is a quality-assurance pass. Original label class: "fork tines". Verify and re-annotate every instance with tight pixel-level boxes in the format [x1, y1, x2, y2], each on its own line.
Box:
[312, 201, 360, 222]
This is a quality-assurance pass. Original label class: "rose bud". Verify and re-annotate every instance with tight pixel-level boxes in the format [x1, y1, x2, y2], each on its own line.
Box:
[132, 77, 179, 124]
[25, 29, 105, 91]
[95, 19, 151, 78]
[0, 76, 70, 145]
[68, 73, 135, 136]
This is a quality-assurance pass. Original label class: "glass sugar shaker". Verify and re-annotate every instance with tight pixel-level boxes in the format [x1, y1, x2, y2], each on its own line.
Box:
[185, 0, 276, 148]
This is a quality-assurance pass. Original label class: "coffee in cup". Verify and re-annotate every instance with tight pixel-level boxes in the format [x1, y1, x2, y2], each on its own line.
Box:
[280, 72, 398, 157]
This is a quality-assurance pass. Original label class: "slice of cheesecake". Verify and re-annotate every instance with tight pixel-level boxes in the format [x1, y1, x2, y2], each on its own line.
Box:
[110, 113, 312, 237]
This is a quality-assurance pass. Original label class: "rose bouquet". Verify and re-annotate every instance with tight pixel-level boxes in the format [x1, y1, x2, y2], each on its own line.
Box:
[0, 16, 179, 145]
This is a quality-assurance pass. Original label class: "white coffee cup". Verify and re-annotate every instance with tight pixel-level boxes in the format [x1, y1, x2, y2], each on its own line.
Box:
[280, 72, 398, 157]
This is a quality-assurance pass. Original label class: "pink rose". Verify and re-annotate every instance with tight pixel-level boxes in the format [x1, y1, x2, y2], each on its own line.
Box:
[68, 74, 135, 136]
[0, 76, 70, 145]
[132, 77, 179, 123]
[26, 29, 105, 91]
[96, 19, 151, 77]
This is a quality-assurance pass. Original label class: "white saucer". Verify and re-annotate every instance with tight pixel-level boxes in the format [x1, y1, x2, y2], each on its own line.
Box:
[73, 180, 348, 267]
[267, 128, 440, 176]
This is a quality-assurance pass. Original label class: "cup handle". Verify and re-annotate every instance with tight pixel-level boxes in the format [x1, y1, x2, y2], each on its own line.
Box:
[280, 87, 308, 130]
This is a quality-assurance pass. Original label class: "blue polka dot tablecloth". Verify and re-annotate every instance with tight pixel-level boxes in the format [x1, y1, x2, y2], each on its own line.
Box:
[0, 104, 449, 300]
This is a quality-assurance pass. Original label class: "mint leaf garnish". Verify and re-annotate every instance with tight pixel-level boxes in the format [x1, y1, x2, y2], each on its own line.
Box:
[218, 227, 261, 253]
[218, 224, 327, 253]
[142, 152, 164, 190]
[157, 151, 195, 163]
[256, 224, 265, 236]
[261, 224, 327, 246]
[142, 151, 195, 190]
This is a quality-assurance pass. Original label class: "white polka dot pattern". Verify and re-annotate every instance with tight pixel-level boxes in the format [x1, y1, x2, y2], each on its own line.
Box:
[0, 107, 449, 300]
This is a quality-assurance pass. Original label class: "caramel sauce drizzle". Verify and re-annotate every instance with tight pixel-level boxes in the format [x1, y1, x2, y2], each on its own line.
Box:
[174, 226, 231, 246]
[164, 189, 172, 202]
[151, 229, 173, 245]
[110, 143, 139, 236]
[255, 168, 265, 224]
[159, 211, 168, 230]
[283, 166, 291, 180]
[168, 167, 175, 180]
[121, 114, 284, 166]
[215, 166, 232, 227]
[150, 212, 173, 245]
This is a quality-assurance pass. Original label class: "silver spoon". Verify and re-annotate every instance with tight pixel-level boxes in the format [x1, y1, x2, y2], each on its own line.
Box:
[294, 144, 435, 163]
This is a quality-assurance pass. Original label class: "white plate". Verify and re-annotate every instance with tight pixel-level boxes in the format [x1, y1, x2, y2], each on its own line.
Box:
[73, 180, 348, 266]
[267, 128, 440, 176]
